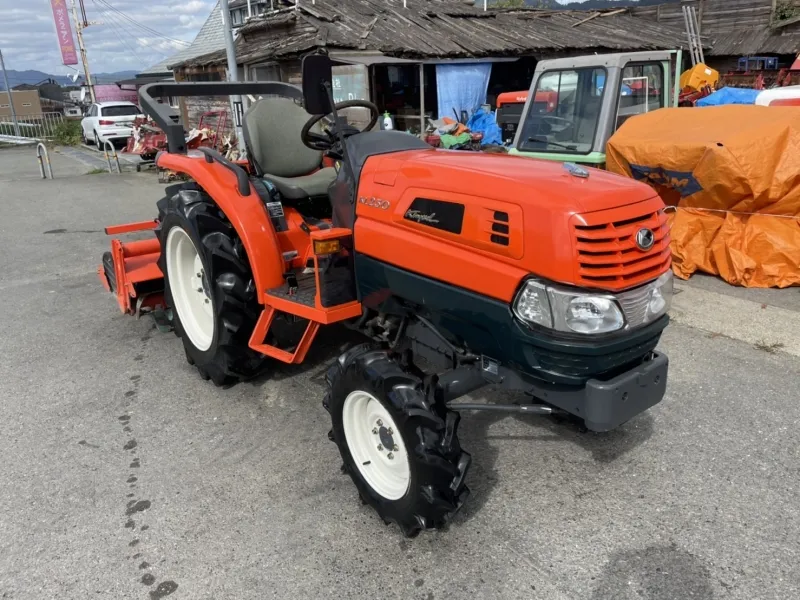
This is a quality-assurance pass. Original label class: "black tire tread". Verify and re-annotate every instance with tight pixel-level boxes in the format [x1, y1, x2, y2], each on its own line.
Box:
[157, 187, 266, 386]
[324, 344, 471, 537]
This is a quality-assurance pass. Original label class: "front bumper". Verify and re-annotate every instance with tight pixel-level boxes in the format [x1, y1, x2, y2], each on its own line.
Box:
[98, 129, 132, 143]
[526, 351, 669, 432]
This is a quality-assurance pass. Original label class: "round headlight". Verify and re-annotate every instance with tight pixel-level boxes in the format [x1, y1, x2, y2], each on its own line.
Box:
[565, 296, 625, 334]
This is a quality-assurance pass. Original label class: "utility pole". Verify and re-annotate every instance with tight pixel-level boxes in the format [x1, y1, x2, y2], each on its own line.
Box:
[70, 0, 95, 103]
[0, 49, 22, 137]
[219, 0, 246, 155]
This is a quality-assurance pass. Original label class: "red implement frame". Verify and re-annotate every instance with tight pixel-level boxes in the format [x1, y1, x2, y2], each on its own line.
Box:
[97, 219, 163, 315]
[197, 110, 228, 150]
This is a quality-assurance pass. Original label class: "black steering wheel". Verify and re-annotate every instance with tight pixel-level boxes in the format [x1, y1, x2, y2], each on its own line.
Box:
[301, 99, 380, 151]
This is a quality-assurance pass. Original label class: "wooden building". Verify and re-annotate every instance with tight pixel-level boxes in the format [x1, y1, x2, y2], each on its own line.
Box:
[169, 0, 692, 133]
[632, 0, 800, 72]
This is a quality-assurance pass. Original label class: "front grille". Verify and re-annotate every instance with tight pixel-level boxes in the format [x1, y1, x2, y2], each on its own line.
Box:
[531, 333, 662, 380]
[572, 206, 671, 291]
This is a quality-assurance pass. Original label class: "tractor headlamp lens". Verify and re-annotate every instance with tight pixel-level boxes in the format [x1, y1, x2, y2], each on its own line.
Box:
[514, 279, 625, 335]
[513, 280, 552, 328]
[644, 271, 673, 323]
[561, 296, 625, 334]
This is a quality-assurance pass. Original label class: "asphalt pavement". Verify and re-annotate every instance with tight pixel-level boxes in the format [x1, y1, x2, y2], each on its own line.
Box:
[0, 146, 798, 600]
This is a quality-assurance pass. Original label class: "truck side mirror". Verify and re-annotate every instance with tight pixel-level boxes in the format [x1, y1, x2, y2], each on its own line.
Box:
[302, 54, 334, 115]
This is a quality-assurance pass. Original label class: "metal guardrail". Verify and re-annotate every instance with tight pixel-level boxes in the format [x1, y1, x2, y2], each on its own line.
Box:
[0, 112, 65, 140]
[102, 139, 121, 174]
[35, 143, 54, 179]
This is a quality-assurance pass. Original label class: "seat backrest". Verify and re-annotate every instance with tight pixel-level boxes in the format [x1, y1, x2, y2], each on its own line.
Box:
[244, 97, 322, 178]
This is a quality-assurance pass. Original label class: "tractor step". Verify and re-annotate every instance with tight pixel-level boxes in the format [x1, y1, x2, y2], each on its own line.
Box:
[249, 307, 320, 364]
[265, 272, 316, 308]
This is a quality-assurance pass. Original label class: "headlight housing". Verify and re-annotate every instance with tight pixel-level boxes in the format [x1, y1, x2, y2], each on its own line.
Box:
[514, 279, 624, 334]
[643, 270, 674, 325]
[513, 271, 673, 335]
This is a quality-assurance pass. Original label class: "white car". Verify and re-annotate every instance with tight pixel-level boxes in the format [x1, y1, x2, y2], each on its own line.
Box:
[80, 101, 143, 149]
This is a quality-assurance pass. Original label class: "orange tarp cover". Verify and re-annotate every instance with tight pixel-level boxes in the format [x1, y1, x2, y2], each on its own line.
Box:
[607, 106, 800, 288]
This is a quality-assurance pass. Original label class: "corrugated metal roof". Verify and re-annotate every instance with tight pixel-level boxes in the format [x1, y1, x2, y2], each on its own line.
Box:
[174, 1, 693, 68]
[166, 1, 227, 70]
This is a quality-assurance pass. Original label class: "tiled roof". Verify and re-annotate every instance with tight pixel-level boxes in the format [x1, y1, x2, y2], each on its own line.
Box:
[165, 1, 227, 70]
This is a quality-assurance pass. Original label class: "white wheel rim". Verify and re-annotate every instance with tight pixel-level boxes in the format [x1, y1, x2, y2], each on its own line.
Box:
[343, 390, 410, 501]
[166, 226, 214, 351]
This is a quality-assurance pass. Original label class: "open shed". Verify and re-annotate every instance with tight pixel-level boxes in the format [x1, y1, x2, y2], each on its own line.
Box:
[171, 0, 694, 132]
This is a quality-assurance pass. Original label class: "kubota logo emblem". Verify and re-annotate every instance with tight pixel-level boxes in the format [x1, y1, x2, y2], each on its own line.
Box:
[635, 228, 656, 251]
[359, 197, 390, 210]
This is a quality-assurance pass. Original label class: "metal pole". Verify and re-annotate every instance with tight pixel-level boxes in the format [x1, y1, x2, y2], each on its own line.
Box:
[219, 0, 246, 156]
[0, 49, 21, 137]
[247, 0, 252, 17]
[681, 7, 694, 66]
[71, 0, 95, 103]
[419, 63, 425, 139]
[694, 9, 705, 64]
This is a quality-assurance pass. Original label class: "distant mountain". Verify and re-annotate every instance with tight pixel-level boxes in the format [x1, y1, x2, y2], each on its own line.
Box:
[0, 69, 140, 90]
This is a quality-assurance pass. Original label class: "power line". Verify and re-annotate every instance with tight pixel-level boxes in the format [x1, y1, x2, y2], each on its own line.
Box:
[92, 0, 191, 47]
[88, 0, 180, 62]
[90, 0, 149, 67]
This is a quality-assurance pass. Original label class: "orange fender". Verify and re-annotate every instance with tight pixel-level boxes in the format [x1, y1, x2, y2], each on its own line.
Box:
[157, 152, 284, 302]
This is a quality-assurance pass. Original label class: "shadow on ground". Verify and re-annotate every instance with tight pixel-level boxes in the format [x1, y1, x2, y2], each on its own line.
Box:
[590, 544, 715, 600]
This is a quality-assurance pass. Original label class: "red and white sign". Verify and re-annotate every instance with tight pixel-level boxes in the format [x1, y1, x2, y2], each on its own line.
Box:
[50, 0, 78, 66]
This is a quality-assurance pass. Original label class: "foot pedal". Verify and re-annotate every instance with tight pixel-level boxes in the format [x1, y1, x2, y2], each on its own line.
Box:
[284, 272, 299, 296]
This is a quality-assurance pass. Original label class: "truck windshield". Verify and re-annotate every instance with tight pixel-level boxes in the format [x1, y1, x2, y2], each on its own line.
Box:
[518, 67, 606, 155]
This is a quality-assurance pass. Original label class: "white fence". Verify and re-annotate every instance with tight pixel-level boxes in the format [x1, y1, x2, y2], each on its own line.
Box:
[0, 112, 66, 140]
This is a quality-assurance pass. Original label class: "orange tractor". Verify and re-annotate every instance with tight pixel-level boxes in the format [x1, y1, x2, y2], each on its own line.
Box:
[99, 55, 673, 536]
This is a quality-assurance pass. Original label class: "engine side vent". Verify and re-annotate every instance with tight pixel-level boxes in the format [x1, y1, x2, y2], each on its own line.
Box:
[490, 234, 510, 246]
[489, 211, 510, 246]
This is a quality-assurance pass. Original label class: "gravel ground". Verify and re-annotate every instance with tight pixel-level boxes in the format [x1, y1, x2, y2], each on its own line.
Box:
[0, 147, 798, 600]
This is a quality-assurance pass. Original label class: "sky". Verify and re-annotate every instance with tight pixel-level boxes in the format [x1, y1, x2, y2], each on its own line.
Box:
[0, 0, 216, 77]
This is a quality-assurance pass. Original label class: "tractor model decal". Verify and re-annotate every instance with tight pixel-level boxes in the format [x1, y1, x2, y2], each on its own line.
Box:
[629, 165, 703, 198]
[405, 198, 465, 234]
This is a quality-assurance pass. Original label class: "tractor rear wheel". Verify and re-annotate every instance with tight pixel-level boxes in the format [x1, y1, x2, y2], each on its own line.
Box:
[324, 345, 471, 537]
[157, 188, 267, 386]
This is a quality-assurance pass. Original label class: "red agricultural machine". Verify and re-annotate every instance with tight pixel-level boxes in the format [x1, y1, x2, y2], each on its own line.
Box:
[99, 55, 673, 536]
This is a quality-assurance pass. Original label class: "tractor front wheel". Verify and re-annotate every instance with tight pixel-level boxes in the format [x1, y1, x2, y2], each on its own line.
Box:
[157, 188, 267, 386]
[324, 345, 471, 536]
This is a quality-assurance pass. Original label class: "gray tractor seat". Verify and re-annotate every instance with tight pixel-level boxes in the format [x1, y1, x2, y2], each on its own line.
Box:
[265, 167, 337, 200]
[243, 96, 337, 199]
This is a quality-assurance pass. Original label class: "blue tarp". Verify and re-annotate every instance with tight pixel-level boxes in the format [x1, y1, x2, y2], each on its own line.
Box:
[436, 63, 492, 121]
[696, 87, 760, 107]
[466, 108, 503, 146]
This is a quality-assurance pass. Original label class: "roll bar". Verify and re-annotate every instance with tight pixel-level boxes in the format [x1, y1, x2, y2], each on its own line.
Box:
[138, 81, 304, 154]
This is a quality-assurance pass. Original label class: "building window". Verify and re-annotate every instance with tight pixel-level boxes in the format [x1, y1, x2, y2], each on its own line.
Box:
[22, 102, 32, 107]
[251, 64, 281, 82]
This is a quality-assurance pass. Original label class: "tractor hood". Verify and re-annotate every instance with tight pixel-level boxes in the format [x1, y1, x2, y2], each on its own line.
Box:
[394, 149, 658, 214]
[356, 148, 670, 300]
